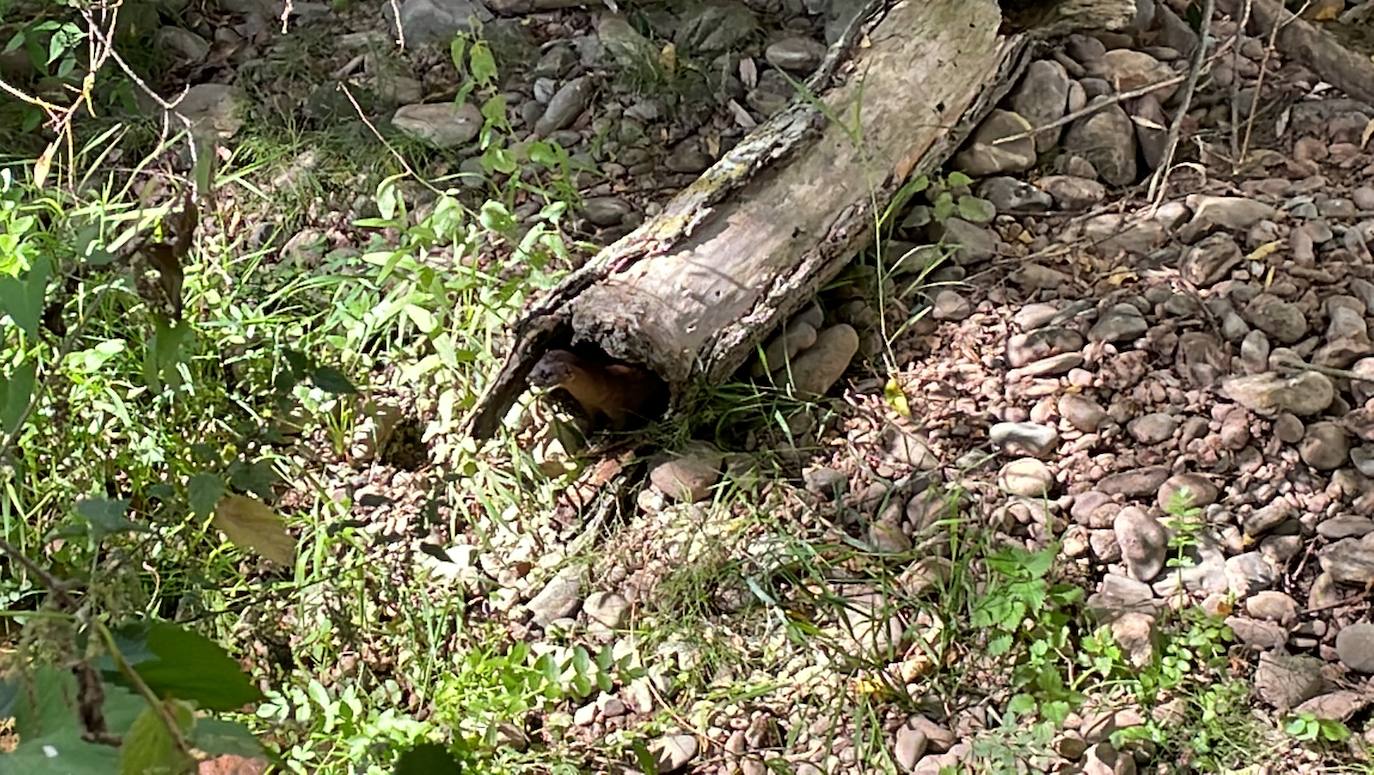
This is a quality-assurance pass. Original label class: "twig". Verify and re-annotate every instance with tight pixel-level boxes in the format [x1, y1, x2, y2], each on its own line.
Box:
[1272, 356, 1374, 383]
[93, 621, 194, 757]
[390, 0, 406, 49]
[1147, 0, 1214, 204]
[993, 35, 1240, 148]
[1237, 0, 1310, 166]
[0, 538, 78, 609]
[336, 82, 443, 196]
[1300, 595, 1372, 617]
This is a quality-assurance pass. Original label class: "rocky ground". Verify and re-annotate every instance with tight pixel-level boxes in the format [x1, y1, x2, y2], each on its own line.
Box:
[131, 0, 1374, 772]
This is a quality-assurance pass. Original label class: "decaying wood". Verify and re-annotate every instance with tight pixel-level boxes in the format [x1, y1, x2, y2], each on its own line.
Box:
[464, 0, 1135, 440]
[1216, 0, 1374, 107]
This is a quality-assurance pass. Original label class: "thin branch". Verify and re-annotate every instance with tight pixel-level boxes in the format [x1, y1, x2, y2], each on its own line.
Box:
[1272, 355, 1374, 384]
[1147, 0, 1214, 204]
[336, 82, 443, 196]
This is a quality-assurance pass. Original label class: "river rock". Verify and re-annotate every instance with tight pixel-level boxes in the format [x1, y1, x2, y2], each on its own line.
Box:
[1009, 59, 1071, 152]
[1221, 371, 1334, 416]
[1115, 507, 1168, 581]
[1063, 103, 1138, 186]
[392, 102, 483, 148]
[952, 110, 1037, 177]
[787, 324, 859, 397]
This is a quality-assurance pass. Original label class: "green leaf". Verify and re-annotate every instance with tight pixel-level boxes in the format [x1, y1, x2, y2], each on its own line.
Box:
[956, 195, 995, 222]
[932, 192, 955, 223]
[478, 201, 515, 234]
[480, 145, 517, 175]
[145, 318, 192, 392]
[0, 360, 35, 436]
[310, 365, 357, 395]
[402, 304, 436, 333]
[187, 473, 225, 520]
[946, 171, 973, 188]
[119, 701, 194, 775]
[74, 497, 147, 539]
[101, 621, 263, 712]
[189, 717, 263, 758]
[393, 742, 462, 775]
[376, 177, 402, 222]
[469, 41, 497, 84]
[2, 727, 122, 775]
[448, 37, 467, 73]
[0, 255, 51, 338]
[1006, 693, 1036, 718]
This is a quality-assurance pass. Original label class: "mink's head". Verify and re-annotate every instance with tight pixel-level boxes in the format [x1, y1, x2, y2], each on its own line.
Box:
[528, 350, 580, 388]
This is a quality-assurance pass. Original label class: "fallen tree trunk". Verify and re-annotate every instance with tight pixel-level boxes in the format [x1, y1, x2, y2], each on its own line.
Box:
[464, 0, 1135, 439]
[1216, 0, 1374, 108]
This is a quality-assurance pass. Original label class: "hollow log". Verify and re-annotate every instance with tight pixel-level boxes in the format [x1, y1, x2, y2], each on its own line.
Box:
[464, 0, 1135, 439]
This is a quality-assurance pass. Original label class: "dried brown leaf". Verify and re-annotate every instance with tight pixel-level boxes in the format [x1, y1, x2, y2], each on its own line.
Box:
[212, 494, 296, 566]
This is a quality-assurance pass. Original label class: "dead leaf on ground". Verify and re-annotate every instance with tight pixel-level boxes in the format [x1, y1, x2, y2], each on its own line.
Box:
[212, 494, 296, 566]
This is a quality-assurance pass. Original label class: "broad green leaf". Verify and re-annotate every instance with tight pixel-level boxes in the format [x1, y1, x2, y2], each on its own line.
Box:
[946, 171, 973, 188]
[102, 621, 263, 712]
[227, 459, 277, 502]
[74, 497, 147, 539]
[187, 473, 225, 520]
[310, 365, 357, 395]
[1, 727, 121, 775]
[376, 177, 402, 222]
[212, 494, 296, 566]
[478, 201, 515, 234]
[956, 195, 995, 222]
[145, 315, 192, 391]
[402, 304, 435, 333]
[393, 742, 462, 775]
[119, 701, 194, 775]
[1005, 693, 1036, 717]
[468, 41, 497, 84]
[190, 718, 263, 758]
[0, 360, 34, 436]
[0, 255, 51, 338]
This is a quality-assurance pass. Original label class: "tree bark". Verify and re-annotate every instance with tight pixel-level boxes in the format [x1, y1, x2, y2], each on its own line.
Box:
[1216, 0, 1374, 108]
[464, 0, 1135, 440]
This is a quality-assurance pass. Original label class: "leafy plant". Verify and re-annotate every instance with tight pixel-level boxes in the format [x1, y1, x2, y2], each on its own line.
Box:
[969, 543, 1085, 725]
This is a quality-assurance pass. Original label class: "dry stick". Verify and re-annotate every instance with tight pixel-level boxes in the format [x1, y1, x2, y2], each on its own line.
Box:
[1300, 595, 1373, 617]
[1273, 356, 1374, 384]
[390, 0, 406, 49]
[992, 35, 1240, 148]
[1146, 0, 1215, 204]
[1237, 0, 1310, 166]
[336, 82, 443, 197]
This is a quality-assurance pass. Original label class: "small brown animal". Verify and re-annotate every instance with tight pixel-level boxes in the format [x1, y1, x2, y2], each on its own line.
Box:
[527, 349, 661, 429]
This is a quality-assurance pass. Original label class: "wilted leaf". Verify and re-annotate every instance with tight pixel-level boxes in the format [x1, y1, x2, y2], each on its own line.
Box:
[212, 494, 296, 566]
[119, 701, 194, 775]
[188, 473, 226, 520]
[102, 621, 263, 711]
[1362, 117, 1374, 149]
[1247, 240, 1282, 262]
[32, 141, 57, 189]
[883, 377, 910, 417]
[142, 244, 184, 320]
